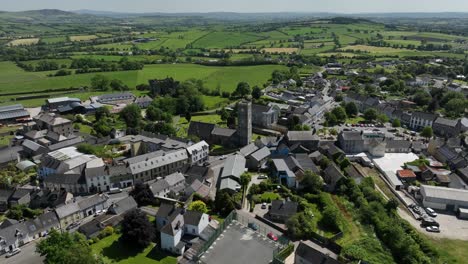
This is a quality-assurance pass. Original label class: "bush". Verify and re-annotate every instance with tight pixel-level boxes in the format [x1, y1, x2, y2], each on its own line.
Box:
[98, 226, 114, 239]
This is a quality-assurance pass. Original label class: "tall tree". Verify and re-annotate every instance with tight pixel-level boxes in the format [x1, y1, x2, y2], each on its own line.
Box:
[420, 126, 433, 140]
[130, 183, 154, 206]
[251, 86, 262, 100]
[90, 74, 110, 91]
[363, 108, 378, 122]
[37, 230, 101, 264]
[234, 82, 251, 98]
[345, 102, 358, 117]
[300, 170, 323, 194]
[120, 104, 142, 128]
[188, 200, 208, 213]
[121, 209, 155, 249]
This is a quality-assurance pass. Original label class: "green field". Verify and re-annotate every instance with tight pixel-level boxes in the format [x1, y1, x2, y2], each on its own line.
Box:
[91, 233, 176, 264]
[193, 31, 264, 49]
[0, 61, 286, 107]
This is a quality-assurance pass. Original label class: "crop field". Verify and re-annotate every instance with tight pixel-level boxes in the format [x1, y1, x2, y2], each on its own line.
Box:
[7, 38, 40, 46]
[193, 31, 264, 49]
[261, 47, 299, 54]
[40, 36, 67, 44]
[69, 35, 98, 41]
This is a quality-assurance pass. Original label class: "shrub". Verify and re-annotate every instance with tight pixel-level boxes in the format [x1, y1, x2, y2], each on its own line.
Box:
[98, 226, 114, 239]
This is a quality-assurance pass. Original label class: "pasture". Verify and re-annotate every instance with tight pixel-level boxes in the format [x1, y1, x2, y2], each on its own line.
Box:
[7, 38, 40, 46]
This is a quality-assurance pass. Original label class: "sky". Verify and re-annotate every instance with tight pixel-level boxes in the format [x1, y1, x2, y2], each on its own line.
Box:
[2, 0, 468, 13]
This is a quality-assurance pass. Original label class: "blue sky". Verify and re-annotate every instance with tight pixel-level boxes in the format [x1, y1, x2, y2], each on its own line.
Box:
[2, 0, 468, 13]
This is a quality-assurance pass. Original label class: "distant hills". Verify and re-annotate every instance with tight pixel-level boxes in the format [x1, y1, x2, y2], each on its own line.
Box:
[1, 9, 468, 24]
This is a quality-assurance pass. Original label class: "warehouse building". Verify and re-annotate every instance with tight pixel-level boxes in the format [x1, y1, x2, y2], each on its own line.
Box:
[0, 104, 30, 124]
[420, 185, 468, 211]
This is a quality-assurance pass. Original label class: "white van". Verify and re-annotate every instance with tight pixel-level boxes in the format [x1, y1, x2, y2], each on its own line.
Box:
[109, 188, 122, 194]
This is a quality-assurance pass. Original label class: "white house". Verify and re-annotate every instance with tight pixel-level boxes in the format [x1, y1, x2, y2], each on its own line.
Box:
[186, 141, 209, 165]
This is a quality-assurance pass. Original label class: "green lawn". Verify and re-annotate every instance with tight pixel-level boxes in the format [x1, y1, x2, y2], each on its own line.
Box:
[428, 237, 468, 264]
[91, 233, 177, 264]
[175, 114, 225, 138]
[193, 31, 264, 48]
[200, 95, 230, 110]
[346, 116, 365, 124]
[260, 192, 281, 201]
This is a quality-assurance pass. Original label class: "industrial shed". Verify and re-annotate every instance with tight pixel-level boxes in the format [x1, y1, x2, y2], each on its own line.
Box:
[420, 185, 468, 211]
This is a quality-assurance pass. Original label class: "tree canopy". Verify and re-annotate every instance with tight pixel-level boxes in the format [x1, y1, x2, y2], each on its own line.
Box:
[121, 209, 155, 249]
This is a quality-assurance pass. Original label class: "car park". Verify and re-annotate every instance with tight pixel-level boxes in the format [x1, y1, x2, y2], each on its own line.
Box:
[267, 232, 278, 241]
[5, 248, 21, 258]
[426, 226, 440, 233]
[248, 222, 259, 231]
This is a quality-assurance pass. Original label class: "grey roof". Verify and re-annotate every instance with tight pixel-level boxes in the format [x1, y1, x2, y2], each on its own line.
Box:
[434, 117, 459, 127]
[220, 178, 241, 191]
[47, 136, 84, 152]
[97, 92, 135, 102]
[183, 210, 205, 226]
[16, 160, 36, 171]
[165, 172, 185, 186]
[250, 147, 271, 162]
[0, 109, 29, 121]
[10, 188, 31, 200]
[211, 127, 236, 137]
[78, 194, 108, 210]
[324, 163, 345, 185]
[239, 143, 259, 157]
[295, 241, 340, 264]
[287, 131, 319, 141]
[340, 131, 362, 141]
[188, 122, 215, 138]
[295, 154, 320, 173]
[150, 179, 170, 195]
[22, 139, 44, 152]
[109, 196, 137, 215]
[44, 173, 85, 185]
[269, 200, 298, 217]
[386, 140, 411, 149]
[0, 189, 14, 201]
[156, 203, 182, 221]
[252, 104, 272, 113]
[126, 149, 188, 175]
[0, 104, 24, 113]
[412, 111, 437, 121]
[55, 202, 80, 219]
[421, 185, 468, 203]
[221, 154, 246, 179]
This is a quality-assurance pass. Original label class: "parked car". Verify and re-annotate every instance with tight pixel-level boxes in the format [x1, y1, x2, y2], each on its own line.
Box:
[257, 175, 268, 179]
[261, 203, 267, 209]
[421, 218, 439, 227]
[5, 248, 21, 258]
[248, 222, 259, 231]
[109, 188, 122, 194]
[66, 221, 81, 230]
[267, 232, 278, 241]
[219, 155, 227, 160]
[425, 208, 437, 217]
[426, 226, 440, 233]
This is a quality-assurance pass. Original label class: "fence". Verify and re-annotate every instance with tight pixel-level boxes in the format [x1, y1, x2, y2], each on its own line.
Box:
[272, 243, 294, 264]
[195, 210, 236, 262]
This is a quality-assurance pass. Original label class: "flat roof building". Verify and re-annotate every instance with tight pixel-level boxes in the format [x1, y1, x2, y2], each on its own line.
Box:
[420, 185, 468, 211]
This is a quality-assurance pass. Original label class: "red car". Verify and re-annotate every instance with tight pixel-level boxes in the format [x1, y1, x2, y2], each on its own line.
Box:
[267, 232, 278, 241]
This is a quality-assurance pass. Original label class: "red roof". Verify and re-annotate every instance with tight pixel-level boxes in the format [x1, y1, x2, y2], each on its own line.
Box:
[397, 170, 417, 178]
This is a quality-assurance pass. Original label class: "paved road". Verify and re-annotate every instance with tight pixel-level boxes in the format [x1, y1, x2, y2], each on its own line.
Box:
[3, 240, 43, 264]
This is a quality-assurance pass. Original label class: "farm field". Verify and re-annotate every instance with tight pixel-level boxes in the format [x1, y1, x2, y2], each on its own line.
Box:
[70, 35, 98, 41]
[261, 48, 299, 54]
[40, 36, 67, 44]
[7, 38, 40, 46]
[193, 31, 264, 49]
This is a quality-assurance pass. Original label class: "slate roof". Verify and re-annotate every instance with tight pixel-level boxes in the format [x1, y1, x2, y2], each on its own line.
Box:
[108, 196, 137, 215]
[220, 154, 246, 179]
[156, 203, 182, 222]
[252, 104, 272, 113]
[250, 147, 271, 162]
[126, 149, 188, 175]
[269, 200, 298, 217]
[187, 121, 215, 138]
[183, 210, 205, 226]
[287, 131, 318, 141]
[434, 117, 459, 128]
[220, 178, 241, 191]
[211, 127, 236, 137]
[295, 241, 340, 264]
[386, 140, 411, 149]
[412, 111, 437, 121]
[239, 143, 259, 157]
[10, 188, 31, 201]
[340, 131, 362, 141]
[295, 154, 320, 174]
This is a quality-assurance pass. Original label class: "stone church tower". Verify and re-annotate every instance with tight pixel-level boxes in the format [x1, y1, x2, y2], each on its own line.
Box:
[237, 100, 252, 147]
